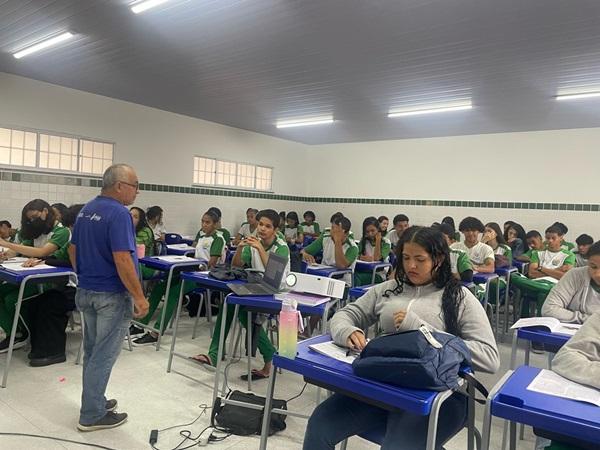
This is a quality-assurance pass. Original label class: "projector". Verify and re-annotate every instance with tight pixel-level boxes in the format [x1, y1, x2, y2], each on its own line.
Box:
[284, 272, 346, 299]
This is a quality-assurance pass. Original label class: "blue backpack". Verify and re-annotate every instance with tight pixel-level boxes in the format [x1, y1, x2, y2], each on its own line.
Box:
[352, 325, 472, 391]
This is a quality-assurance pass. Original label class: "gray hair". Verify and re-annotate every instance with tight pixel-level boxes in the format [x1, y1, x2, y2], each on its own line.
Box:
[102, 164, 134, 190]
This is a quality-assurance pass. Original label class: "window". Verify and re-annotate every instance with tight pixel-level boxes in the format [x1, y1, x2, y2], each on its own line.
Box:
[193, 156, 273, 191]
[0, 126, 114, 175]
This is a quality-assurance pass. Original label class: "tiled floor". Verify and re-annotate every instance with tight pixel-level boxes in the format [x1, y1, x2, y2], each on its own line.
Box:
[0, 315, 548, 450]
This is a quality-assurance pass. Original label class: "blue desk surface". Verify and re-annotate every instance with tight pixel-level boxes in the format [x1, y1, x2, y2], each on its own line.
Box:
[473, 272, 499, 283]
[355, 260, 390, 272]
[139, 256, 205, 271]
[517, 327, 571, 348]
[0, 266, 74, 284]
[349, 284, 375, 299]
[181, 270, 245, 292]
[495, 267, 518, 277]
[273, 334, 439, 415]
[492, 366, 600, 444]
[227, 294, 328, 316]
[512, 260, 528, 269]
[166, 245, 196, 256]
[306, 265, 352, 277]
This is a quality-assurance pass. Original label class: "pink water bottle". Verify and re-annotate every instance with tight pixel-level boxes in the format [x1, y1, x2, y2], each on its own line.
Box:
[279, 298, 299, 359]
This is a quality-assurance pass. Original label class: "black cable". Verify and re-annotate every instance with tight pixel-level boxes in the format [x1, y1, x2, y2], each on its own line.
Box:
[0, 432, 118, 450]
[286, 381, 308, 403]
[157, 404, 210, 433]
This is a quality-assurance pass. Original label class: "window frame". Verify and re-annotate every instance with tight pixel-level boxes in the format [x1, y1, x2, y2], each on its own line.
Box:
[193, 155, 274, 192]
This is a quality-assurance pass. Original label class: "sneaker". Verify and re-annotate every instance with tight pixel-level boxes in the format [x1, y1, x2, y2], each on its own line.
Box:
[0, 333, 28, 354]
[105, 399, 118, 412]
[531, 342, 545, 354]
[132, 333, 158, 347]
[129, 324, 144, 336]
[77, 411, 127, 431]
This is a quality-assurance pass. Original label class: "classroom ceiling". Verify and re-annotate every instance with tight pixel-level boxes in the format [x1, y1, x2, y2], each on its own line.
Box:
[1, 0, 600, 145]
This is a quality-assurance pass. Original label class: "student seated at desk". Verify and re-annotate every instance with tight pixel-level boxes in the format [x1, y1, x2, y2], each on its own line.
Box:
[574, 234, 594, 268]
[378, 216, 389, 238]
[146, 205, 166, 242]
[190, 209, 288, 380]
[541, 241, 600, 324]
[208, 206, 231, 245]
[0, 199, 71, 351]
[516, 230, 545, 262]
[301, 210, 320, 238]
[436, 223, 473, 282]
[504, 222, 527, 259]
[132, 210, 227, 345]
[233, 208, 258, 245]
[51, 203, 68, 225]
[355, 217, 391, 286]
[442, 216, 460, 242]
[301, 216, 358, 286]
[387, 214, 409, 248]
[482, 222, 513, 268]
[303, 226, 499, 450]
[552, 222, 575, 252]
[130, 207, 156, 279]
[451, 217, 495, 273]
[284, 211, 304, 246]
[0, 220, 18, 243]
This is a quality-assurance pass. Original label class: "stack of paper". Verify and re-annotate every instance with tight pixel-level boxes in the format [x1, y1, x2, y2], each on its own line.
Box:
[1, 262, 55, 271]
[511, 317, 582, 336]
[276, 291, 330, 306]
[308, 340, 358, 365]
[151, 255, 201, 263]
[527, 369, 600, 407]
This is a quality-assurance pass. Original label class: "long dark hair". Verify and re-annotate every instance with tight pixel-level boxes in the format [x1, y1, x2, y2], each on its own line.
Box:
[20, 199, 56, 240]
[485, 222, 506, 246]
[130, 207, 149, 234]
[360, 216, 380, 256]
[506, 223, 527, 246]
[286, 211, 300, 227]
[385, 226, 464, 336]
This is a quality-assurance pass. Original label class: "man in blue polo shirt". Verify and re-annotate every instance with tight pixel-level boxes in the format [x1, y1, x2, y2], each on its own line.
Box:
[69, 164, 149, 431]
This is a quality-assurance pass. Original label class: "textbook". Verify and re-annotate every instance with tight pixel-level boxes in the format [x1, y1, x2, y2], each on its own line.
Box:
[307, 263, 334, 270]
[275, 291, 330, 306]
[308, 340, 359, 365]
[166, 243, 195, 251]
[510, 317, 582, 336]
[527, 369, 600, 407]
[150, 255, 201, 263]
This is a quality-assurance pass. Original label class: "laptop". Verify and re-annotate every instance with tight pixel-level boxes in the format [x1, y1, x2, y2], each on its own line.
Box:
[227, 252, 287, 296]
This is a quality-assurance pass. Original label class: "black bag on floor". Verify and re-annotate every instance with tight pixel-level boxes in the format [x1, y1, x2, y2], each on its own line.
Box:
[212, 390, 287, 436]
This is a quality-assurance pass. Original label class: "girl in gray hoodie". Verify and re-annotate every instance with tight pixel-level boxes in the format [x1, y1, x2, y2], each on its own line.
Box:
[303, 226, 499, 450]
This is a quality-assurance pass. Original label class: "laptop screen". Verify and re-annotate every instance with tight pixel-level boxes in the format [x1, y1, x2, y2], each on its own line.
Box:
[262, 252, 288, 291]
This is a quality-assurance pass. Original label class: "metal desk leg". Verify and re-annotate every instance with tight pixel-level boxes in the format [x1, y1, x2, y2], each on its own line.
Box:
[212, 297, 230, 408]
[247, 309, 252, 392]
[167, 280, 187, 373]
[156, 266, 176, 351]
[2, 278, 29, 388]
[509, 331, 519, 369]
[482, 370, 513, 450]
[259, 366, 278, 450]
[425, 389, 454, 450]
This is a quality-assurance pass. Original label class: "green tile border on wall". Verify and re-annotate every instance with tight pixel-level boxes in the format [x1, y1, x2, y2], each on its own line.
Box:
[1, 168, 598, 212]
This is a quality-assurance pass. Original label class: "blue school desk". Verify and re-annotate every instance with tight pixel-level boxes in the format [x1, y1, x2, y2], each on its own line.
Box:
[0, 265, 76, 387]
[509, 326, 571, 369]
[354, 260, 392, 285]
[305, 263, 353, 282]
[511, 260, 530, 275]
[481, 366, 600, 450]
[258, 334, 476, 450]
[136, 256, 206, 350]
[472, 272, 500, 314]
[348, 284, 374, 300]
[166, 244, 196, 256]
[495, 267, 519, 338]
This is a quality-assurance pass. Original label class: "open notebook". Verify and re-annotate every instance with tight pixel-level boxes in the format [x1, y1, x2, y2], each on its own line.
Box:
[511, 317, 582, 336]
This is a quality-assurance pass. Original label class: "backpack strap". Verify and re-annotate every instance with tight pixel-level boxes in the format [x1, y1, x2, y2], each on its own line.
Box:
[460, 371, 489, 405]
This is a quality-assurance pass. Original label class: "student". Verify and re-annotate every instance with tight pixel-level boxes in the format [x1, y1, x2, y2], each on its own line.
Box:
[20, 203, 83, 366]
[528, 225, 575, 281]
[378, 216, 389, 237]
[482, 222, 513, 267]
[146, 205, 165, 241]
[301, 216, 358, 286]
[552, 222, 575, 251]
[190, 209, 288, 380]
[207, 207, 231, 244]
[132, 210, 227, 345]
[233, 208, 258, 245]
[355, 217, 391, 286]
[0, 199, 70, 351]
[301, 211, 320, 238]
[516, 230, 545, 262]
[0, 220, 17, 243]
[303, 226, 499, 450]
[574, 234, 594, 267]
[451, 217, 495, 273]
[284, 211, 304, 245]
[279, 211, 286, 229]
[51, 203, 69, 224]
[504, 222, 527, 258]
[130, 207, 156, 279]
[442, 216, 460, 242]
[387, 214, 409, 248]
[437, 223, 473, 282]
[541, 241, 600, 324]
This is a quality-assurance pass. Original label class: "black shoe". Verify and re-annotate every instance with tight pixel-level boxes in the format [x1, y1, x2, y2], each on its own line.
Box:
[0, 333, 28, 354]
[132, 333, 158, 347]
[105, 399, 118, 412]
[531, 342, 545, 354]
[77, 411, 128, 431]
[29, 354, 66, 367]
[129, 324, 144, 336]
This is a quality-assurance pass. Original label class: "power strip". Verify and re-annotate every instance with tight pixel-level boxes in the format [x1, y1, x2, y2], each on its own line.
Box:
[197, 435, 210, 446]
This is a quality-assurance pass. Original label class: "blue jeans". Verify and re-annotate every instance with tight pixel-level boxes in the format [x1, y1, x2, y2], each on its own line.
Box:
[303, 392, 467, 450]
[76, 289, 133, 424]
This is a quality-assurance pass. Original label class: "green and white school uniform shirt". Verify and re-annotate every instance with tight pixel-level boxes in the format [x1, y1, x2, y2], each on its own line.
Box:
[195, 230, 227, 264]
[451, 241, 495, 267]
[304, 231, 359, 285]
[358, 237, 392, 262]
[237, 222, 257, 239]
[531, 248, 576, 270]
[450, 249, 473, 278]
[136, 226, 155, 257]
[284, 225, 303, 242]
[561, 240, 575, 252]
[387, 230, 401, 247]
[20, 222, 70, 251]
[301, 222, 320, 235]
[240, 234, 291, 275]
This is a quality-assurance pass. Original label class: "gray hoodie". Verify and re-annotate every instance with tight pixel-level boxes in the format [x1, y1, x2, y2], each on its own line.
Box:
[552, 312, 600, 389]
[330, 280, 500, 373]
[541, 267, 600, 324]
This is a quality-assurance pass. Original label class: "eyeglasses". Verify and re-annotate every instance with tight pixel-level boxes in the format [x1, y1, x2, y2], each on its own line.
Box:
[119, 180, 139, 190]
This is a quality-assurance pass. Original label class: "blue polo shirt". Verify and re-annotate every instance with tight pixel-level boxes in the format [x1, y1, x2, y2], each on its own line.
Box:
[72, 195, 138, 292]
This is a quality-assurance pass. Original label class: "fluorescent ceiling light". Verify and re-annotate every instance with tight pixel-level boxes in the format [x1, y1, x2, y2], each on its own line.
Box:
[555, 91, 600, 101]
[276, 116, 334, 128]
[388, 101, 472, 118]
[131, 0, 172, 14]
[13, 32, 74, 59]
